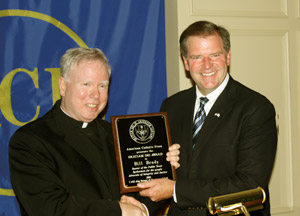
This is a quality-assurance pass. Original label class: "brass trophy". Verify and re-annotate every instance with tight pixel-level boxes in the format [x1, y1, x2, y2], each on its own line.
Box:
[207, 187, 266, 216]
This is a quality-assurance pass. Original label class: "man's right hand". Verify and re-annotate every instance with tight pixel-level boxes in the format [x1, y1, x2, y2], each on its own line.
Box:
[119, 196, 147, 216]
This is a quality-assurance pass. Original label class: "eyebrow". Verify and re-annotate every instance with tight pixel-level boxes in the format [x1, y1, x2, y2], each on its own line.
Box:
[101, 80, 110, 85]
[189, 51, 224, 57]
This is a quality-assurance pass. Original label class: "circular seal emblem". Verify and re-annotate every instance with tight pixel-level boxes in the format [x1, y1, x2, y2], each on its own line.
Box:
[129, 119, 155, 144]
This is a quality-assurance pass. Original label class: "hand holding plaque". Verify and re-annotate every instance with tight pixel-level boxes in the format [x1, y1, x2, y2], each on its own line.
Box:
[111, 112, 176, 193]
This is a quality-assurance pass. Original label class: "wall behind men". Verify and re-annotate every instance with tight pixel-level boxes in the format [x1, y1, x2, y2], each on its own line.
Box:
[0, 1, 167, 215]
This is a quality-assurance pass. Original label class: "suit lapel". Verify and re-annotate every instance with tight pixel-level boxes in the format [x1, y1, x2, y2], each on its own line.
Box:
[191, 77, 239, 161]
[179, 87, 198, 173]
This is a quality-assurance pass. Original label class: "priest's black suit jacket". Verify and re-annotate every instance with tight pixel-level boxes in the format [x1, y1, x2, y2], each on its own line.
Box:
[9, 100, 163, 216]
[161, 76, 277, 216]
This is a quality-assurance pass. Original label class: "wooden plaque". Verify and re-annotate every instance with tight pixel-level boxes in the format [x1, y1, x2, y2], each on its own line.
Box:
[111, 112, 176, 193]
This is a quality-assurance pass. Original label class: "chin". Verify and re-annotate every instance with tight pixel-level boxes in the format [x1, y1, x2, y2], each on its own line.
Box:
[81, 113, 97, 122]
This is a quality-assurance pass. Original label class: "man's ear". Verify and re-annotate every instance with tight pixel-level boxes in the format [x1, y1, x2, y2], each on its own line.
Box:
[59, 77, 66, 97]
[226, 50, 231, 66]
[182, 56, 190, 71]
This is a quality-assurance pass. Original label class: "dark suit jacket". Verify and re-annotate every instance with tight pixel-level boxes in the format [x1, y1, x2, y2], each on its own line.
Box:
[9, 100, 163, 216]
[160, 76, 277, 216]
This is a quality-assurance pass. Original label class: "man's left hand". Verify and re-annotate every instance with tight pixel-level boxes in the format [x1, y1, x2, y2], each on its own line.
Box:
[166, 143, 180, 169]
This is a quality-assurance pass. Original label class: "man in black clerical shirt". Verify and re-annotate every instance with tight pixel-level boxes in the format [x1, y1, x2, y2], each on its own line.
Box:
[9, 47, 180, 216]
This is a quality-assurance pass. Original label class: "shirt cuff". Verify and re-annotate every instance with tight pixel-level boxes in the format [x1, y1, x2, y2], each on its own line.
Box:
[173, 182, 177, 203]
[142, 203, 150, 216]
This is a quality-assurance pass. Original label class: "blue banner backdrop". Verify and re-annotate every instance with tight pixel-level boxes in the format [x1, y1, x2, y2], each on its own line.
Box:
[0, 1, 167, 215]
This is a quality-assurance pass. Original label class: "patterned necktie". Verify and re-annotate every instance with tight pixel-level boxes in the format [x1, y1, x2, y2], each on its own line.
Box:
[192, 97, 209, 149]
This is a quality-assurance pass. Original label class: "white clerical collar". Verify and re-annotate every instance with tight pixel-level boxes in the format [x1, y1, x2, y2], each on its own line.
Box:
[60, 106, 88, 128]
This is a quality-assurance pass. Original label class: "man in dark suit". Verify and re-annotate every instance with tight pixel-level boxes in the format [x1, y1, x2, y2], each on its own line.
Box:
[137, 21, 277, 216]
[9, 47, 180, 216]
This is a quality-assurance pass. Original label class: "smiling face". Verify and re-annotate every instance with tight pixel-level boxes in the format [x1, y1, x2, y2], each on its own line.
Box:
[59, 59, 109, 122]
[183, 34, 231, 95]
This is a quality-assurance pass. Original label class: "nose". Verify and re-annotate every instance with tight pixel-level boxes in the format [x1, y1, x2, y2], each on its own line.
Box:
[203, 57, 212, 69]
[90, 87, 100, 99]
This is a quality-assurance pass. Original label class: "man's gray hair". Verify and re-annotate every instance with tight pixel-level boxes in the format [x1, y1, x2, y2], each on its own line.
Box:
[60, 47, 111, 81]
